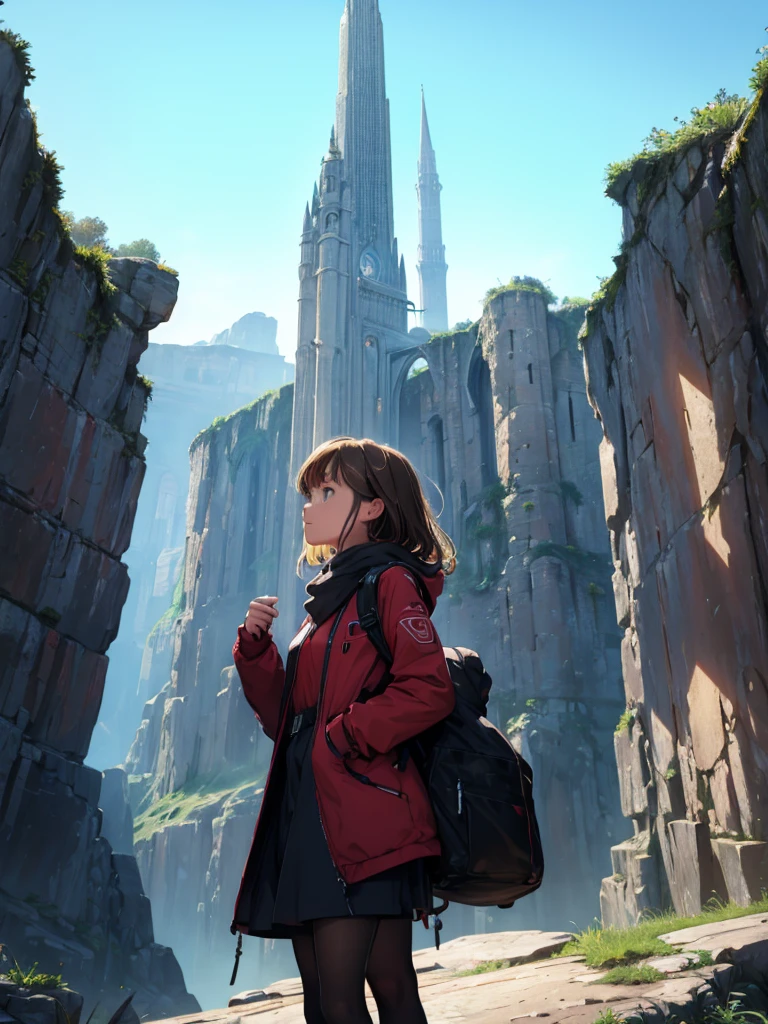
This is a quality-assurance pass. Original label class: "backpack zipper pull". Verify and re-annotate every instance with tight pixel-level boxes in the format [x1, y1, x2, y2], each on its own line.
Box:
[457, 778, 464, 815]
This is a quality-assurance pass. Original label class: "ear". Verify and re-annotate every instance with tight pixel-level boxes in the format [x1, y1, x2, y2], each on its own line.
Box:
[363, 497, 385, 521]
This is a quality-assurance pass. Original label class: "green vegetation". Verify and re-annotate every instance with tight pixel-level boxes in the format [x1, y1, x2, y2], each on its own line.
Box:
[116, 238, 161, 261]
[137, 375, 153, 399]
[524, 539, 611, 577]
[148, 560, 186, 638]
[597, 964, 666, 985]
[1, 945, 64, 990]
[557, 895, 768, 969]
[605, 89, 749, 198]
[62, 214, 109, 250]
[73, 244, 116, 302]
[560, 480, 584, 508]
[485, 275, 557, 307]
[456, 958, 511, 977]
[38, 607, 62, 627]
[157, 262, 179, 277]
[191, 386, 287, 449]
[133, 766, 266, 844]
[588, 582, 605, 597]
[615, 708, 636, 735]
[592, 1012, 625, 1024]
[0, 25, 35, 85]
[62, 211, 165, 264]
[40, 151, 64, 206]
[31, 270, 53, 307]
[553, 297, 591, 340]
[522, 501, 535, 512]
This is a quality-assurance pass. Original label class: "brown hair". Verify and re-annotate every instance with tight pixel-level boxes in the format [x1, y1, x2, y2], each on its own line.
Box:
[296, 437, 456, 574]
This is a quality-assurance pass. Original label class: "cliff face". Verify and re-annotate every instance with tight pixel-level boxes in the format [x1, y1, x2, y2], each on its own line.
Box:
[582, 86, 768, 925]
[398, 301, 625, 930]
[122, 386, 297, 1008]
[89, 335, 293, 773]
[0, 37, 198, 1020]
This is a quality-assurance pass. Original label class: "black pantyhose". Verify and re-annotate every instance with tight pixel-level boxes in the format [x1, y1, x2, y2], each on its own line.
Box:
[365, 917, 428, 1024]
[291, 917, 428, 1024]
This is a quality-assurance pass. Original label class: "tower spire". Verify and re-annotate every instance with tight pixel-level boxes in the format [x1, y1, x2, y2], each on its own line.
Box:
[419, 87, 437, 175]
[416, 90, 449, 333]
[335, 0, 396, 265]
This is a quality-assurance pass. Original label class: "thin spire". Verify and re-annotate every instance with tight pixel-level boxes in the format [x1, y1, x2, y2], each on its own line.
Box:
[419, 88, 437, 175]
[303, 202, 312, 233]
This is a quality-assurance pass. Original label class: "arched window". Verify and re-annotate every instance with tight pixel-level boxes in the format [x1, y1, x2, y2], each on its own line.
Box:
[326, 212, 338, 232]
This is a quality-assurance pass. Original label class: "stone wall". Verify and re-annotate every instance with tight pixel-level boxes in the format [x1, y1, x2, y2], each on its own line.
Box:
[396, 299, 625, 930]
[582, 86, 768, 925]
[0, 37, 198, 1020]
[122, 386, 297, 1009]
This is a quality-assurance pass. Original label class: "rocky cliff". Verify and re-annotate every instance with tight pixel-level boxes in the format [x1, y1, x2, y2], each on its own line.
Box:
[0, 34, 198, 1020]
[89, 334, 293, 773]
[581, 79, 768, 925]
[121, 386, 297, 1009]
[398, 298, 625, 930]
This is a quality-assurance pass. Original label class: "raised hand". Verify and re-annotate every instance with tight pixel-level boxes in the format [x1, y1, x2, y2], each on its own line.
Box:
[244, 596, 279, 638]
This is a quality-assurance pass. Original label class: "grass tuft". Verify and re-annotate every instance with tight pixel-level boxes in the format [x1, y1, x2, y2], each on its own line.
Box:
[615, 708, 636, 735]
[557, 895, 768, 969]
[597, 964, 666, 985]
[157, 262, 179, 277]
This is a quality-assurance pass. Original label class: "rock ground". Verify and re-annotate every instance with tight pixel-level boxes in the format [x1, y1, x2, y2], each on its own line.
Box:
[152, 913, 768, 1024]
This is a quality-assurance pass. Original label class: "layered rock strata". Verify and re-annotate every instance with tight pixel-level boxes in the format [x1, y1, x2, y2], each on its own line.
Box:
[0, 36, 198, 1020]
[582, 85, 768, 924]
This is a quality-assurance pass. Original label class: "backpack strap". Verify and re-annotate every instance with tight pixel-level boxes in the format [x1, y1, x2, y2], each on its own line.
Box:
[356, 560, 432, 672]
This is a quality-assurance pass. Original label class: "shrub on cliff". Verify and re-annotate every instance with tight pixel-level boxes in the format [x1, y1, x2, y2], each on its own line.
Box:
[485, 276, 557, 307]
[0, 24, 35, 85]
[605, 88, 749, 198]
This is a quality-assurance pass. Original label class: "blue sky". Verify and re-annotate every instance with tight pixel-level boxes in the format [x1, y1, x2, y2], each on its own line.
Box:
[10, 0, 767, 360]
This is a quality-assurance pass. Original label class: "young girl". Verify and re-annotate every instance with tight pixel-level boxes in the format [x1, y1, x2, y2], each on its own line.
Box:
[230, 437, 456, 1024]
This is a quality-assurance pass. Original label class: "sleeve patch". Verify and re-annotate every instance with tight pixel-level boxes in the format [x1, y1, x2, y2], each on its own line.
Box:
[399, 616, 435, 644]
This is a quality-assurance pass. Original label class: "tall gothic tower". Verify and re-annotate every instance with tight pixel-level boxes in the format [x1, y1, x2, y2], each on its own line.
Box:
[416, 92, 449, 333]
[290, 0, 411, 465]
[279, 0, 414, 619]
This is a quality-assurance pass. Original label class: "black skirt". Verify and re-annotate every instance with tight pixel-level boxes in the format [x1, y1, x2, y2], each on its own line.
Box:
[247, 714, 432, 938]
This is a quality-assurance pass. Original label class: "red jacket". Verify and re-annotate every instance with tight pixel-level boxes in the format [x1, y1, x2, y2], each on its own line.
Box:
[230, 565, 455, 933]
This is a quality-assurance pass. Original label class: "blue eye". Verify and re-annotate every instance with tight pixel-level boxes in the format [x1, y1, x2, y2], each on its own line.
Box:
[323, 487, 334, 500]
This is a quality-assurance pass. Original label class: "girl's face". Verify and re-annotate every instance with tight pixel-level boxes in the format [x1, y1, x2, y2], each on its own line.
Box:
[302, 474, 383, 551]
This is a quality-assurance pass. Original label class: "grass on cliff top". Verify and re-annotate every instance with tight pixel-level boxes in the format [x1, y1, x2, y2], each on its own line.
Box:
[605, 89, 750, 198]
[557, 895, 768, 968]
[190, 384, 290, 449]
[133, 765, 266, 844]
[0, 25, 35, 85]
[485, 275, 557, 307]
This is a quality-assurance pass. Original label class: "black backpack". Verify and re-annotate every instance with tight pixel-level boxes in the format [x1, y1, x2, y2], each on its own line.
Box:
[356, 562, 544, 912]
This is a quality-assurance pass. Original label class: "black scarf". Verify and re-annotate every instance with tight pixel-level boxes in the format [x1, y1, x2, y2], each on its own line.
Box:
[303, 541, 442, 626]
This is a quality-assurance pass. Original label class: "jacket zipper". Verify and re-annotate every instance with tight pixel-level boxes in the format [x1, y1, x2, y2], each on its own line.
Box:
[313, 605, 353, 913]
